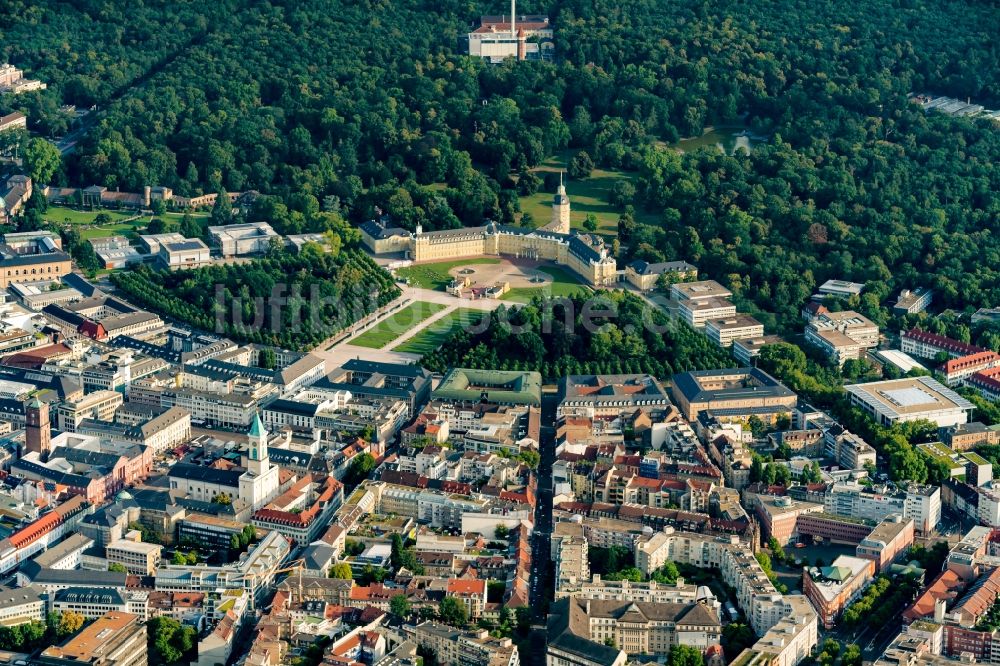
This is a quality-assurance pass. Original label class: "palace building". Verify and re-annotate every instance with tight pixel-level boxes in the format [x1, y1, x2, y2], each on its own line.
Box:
[409, 222, 618, 286]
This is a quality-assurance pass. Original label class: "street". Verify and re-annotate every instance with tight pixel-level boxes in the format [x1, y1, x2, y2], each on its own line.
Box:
[525, 392, 557, 666]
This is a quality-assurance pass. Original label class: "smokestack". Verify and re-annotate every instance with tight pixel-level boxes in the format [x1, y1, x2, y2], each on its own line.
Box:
[511, 0, 516, 37]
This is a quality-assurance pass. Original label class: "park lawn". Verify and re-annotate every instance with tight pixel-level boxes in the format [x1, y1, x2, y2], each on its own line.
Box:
[348, 301, 448, 349]
[518, 152, 659, 235]
[500, 266, 592, 303]
[395, 258, 501, 291]
[47, 206, 212, 240]
[45, 206, 135, 226]
[393, 308, 486, 355]
[79, 223, 145, 240]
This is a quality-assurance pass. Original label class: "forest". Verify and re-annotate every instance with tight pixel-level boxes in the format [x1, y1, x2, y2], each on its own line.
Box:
[2, 0, 999, 328]
[109, 246, 400, 350]
[3, 0, 999, 331]
[422, 291, 732, 379]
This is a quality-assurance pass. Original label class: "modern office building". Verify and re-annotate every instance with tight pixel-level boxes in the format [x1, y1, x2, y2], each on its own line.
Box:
[844, 377, 974, 428]
[34, 612, 147, 666]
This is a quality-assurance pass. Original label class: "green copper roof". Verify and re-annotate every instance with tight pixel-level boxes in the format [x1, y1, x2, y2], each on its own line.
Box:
[821, 565, 853, 582]
[249, 412, 265, 437]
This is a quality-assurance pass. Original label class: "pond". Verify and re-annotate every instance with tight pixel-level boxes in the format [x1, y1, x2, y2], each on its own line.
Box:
[671, 125, 767, 154]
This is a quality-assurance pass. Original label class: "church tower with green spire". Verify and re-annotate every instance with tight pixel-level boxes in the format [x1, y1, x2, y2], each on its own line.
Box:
[239, 411, 280, 509]
[246, 411, 270, 476]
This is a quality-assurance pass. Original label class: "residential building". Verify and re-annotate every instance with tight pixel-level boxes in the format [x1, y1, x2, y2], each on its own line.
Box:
[553, 534, 590, 594]
[445, 579, 487, 619]
[855, 515, 915, 572]
[730, 595, 818, 666]
[0, 585, 45, 626]
[410, 623, 520, 666]
[824, 481, 941, 534]
[844, 377, 974, 428]
[802, 555, 875, 628]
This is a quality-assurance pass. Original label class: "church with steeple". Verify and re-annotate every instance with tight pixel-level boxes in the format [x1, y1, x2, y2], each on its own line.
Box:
[168, 412, 281, 515]
[239, 412, 281, 510]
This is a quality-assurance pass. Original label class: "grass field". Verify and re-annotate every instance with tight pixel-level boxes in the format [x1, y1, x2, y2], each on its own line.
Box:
[348, 301, 448, 349]
[518, 152, 658, 235]
[393, 308, 486, 355]
[500, 266, 591, 303]
[45, 206, 211, 240]
[395, 258, 501, 290]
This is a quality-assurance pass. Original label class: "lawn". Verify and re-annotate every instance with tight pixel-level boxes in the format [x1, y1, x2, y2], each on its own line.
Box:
[46, 206, 212, 240]
[395, 258, 501, 291]
[518, 152, 659, 235]
[500, 266, 591, 303]
[393, 308, 486, 355]
[348, 301, 448, 349]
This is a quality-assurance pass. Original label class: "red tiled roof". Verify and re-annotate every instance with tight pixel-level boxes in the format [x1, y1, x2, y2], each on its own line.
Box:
[903, 329, 986, 356]
[904, 569, 965, 622]
[968, 368, 1000, 392]
[940, 351, 1000, 375]
[10, 511, 61, 548]
[447, 578, 486, 595]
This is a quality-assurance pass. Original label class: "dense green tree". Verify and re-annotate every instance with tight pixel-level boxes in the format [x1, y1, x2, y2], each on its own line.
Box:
[148, 617, 196, 666]
[23, 137, 62, 185]
[390, 594, 411, 619]
[668, 644, 704, 666]
[438, 597, 469, 627]
[329, 563, 353, 580]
